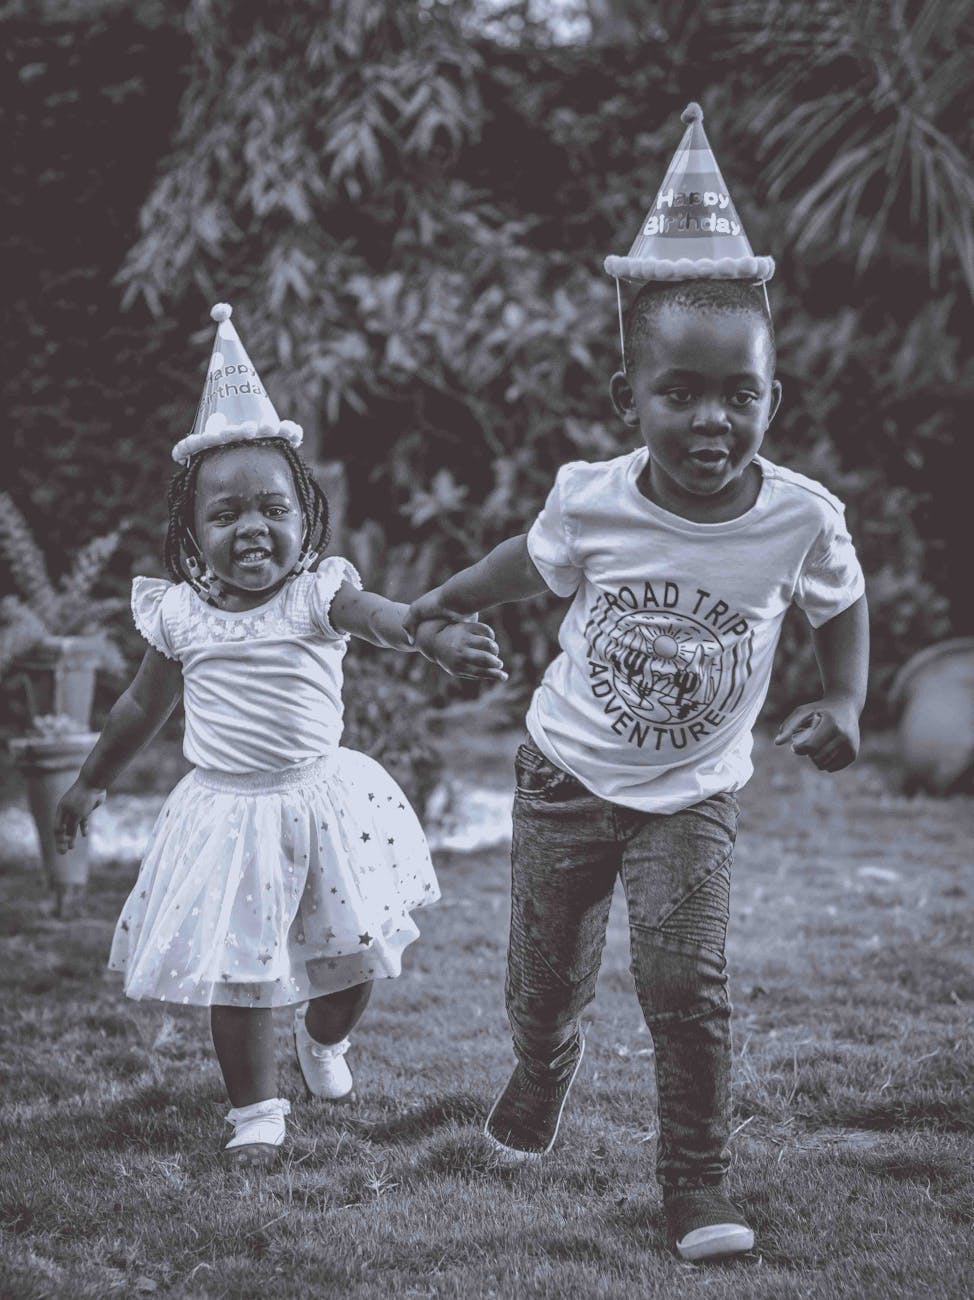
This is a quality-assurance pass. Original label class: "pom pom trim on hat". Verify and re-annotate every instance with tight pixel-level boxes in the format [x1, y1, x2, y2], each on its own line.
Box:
[681, 102, 703, 124]
[210, 303, 233, 323]
[170, 418, 304, 466]
[603, 253, 775, 283]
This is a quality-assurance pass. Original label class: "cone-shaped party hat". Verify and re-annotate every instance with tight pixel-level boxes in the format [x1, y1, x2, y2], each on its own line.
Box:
[604, 103, 774, 284]
[171, 303, 303, 465]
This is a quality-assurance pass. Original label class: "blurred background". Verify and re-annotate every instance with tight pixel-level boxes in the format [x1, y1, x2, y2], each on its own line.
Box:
[3, 0, 972, 746]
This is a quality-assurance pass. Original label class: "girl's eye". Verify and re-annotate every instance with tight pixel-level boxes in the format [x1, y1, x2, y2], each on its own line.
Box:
[213, 512, 237, 525]
[265, 506, 289, 518]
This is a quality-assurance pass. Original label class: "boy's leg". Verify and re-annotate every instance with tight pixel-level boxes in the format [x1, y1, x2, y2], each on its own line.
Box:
[619, 792, 739, 1193]
[489, 741, 620, 1155]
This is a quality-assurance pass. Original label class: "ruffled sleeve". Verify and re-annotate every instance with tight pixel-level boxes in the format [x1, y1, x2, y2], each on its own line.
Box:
[307, 557, 363, 640]
[131, 577, 179, 660]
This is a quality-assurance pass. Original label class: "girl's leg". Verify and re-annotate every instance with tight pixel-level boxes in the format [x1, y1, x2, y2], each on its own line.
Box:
[305, 980, 373, 1046]
[210, 1005, 277, 1107]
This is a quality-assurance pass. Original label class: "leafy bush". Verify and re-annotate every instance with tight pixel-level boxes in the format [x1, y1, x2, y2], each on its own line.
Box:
[341, 657, 442, 817]
[6, 0, 971, 733]
[0, 490, 127, 676]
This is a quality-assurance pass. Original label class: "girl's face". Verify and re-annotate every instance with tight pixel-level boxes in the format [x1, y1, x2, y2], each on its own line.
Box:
[193, 445, 304, 608]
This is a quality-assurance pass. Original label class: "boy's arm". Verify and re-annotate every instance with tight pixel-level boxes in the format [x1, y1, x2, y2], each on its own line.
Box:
[329, 582, 507, 681]
[402, 534, 549, 637]
[55, 648, 183, 851]
[775, 594, 869, 771]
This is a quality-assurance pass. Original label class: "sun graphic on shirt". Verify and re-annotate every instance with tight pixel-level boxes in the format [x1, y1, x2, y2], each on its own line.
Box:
[600, 612, 724, 724]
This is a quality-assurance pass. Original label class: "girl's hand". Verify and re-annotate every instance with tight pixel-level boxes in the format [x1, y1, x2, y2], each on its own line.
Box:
[414, 620, 508, 681]
[774, 695, 860, 772]
[403, 588, 470, 643]
[55, 780, 107, 854]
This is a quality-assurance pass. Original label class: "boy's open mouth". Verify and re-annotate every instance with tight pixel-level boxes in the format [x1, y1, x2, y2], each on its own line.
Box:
[689, 448, 729, 466]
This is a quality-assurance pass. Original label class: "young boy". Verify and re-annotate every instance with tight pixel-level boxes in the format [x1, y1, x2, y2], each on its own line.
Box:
[404, 275, 868, 1261]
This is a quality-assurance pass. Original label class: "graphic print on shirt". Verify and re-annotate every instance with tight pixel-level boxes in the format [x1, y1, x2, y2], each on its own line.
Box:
[584, 581, 754, 753]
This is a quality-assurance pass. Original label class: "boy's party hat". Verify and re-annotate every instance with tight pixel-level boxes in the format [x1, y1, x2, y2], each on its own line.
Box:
[604, 103, 774, 285]
[171, 303, 303, 466]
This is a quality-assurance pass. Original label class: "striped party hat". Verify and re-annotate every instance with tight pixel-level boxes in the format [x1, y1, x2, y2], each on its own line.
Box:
[604, 103, 774, 284]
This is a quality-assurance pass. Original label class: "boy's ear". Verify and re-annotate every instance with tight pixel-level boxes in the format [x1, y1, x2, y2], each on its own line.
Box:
[767, 378, 783, 427]
[609, 370, 640, 426]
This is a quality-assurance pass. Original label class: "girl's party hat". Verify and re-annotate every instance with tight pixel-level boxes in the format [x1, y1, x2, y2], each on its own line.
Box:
[171, 303, 303, 466]
[604, 103, 774, 285]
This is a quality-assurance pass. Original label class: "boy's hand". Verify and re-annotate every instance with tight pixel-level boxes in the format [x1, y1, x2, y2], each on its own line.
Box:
[414, 619, 507, 682]
[403, 588, 470, 643]
[774, 695, 860, 772]
[55, 780, 106, 854]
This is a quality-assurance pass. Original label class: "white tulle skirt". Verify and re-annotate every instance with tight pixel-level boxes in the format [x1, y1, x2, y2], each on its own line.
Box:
[108, 750, 440, 1007]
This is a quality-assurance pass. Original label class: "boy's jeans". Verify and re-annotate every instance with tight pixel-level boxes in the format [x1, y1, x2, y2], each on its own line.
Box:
[507, 738, 738, 1190]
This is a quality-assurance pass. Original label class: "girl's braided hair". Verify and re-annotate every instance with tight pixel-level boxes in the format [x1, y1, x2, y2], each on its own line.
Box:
[164, 438, 331, 584]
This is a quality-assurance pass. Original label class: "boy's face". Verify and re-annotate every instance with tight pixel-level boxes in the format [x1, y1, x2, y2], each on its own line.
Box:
[193, 445, 305, 599]
[610, 305, 781, 508]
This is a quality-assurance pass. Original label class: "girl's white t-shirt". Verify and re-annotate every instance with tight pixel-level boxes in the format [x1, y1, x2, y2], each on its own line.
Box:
[130, 557, 361, 773]
[525, 450, 865, 813]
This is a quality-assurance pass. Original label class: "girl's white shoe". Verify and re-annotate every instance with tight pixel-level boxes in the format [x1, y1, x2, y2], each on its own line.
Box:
[224, 1097, 290, 1167]
[293, 1004, 355, 1101]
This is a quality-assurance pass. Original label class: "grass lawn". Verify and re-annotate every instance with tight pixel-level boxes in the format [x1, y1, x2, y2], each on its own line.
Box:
[1, 724, 972, 1299]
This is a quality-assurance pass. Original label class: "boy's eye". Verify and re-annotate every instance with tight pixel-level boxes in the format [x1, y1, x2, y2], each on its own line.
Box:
[730, 391, 758, 407]
[666, 388, 694, 404]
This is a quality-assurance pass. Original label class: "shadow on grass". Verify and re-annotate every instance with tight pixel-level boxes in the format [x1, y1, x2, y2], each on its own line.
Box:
[824, 1096, 974, 1135]
[339, 1091, 483, 1145]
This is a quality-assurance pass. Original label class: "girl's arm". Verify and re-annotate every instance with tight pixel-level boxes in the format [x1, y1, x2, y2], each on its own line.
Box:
[402, 534, 549, 637]
[55, 648, 183, 851]
[774, 594, 869, 771]
[329, 582, 507, 681]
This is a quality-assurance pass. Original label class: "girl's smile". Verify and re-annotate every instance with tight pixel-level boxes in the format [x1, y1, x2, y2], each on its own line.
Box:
[193, 445, 305, 609]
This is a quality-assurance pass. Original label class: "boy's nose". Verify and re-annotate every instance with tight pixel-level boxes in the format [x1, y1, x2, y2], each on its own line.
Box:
[691, 404, 731, 432]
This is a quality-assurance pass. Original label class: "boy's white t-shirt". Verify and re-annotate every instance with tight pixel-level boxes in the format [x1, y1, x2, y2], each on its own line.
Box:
[525, 448, 865, 814]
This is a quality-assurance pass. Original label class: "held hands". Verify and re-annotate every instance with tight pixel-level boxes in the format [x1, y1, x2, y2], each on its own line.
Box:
[403, 588, 467, 642]
[413, 619, 508, 682]
[774, 695, 861, 772]
[55, 780, 106, 854]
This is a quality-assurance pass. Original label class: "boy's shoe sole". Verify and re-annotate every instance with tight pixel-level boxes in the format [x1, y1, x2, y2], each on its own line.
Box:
[484, 1034, 585, 1163]
[665, 1189, 754, 1262]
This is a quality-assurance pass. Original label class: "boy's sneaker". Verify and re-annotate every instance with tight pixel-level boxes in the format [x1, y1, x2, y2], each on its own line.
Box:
[484, 1033, 585, 1162]
[293, 1003, 355, 1101]
[664, 1188, 755, 1262]
[223, 1097, 290, 1168]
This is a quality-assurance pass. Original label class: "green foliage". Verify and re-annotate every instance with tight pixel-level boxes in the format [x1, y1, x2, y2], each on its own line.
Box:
[0, 491, 127, 676]
[715, 0, 974, 292]
[6, 0, 972, 727]
[340, 658, 442, 816]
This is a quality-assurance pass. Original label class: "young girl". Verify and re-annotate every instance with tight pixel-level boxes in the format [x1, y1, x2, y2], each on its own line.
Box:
[54, 303, 506, 1166]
